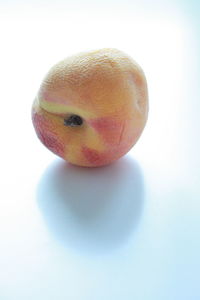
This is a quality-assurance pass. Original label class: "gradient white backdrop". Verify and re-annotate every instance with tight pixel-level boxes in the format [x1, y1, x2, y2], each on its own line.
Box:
[0, 1, 200, 299]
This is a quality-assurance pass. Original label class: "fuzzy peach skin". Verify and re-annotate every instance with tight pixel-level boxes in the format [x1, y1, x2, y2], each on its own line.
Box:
[32, 48, 148, 167]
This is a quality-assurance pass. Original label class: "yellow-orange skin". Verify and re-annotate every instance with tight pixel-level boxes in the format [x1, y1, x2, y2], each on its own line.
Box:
[32, 48, 148, 167]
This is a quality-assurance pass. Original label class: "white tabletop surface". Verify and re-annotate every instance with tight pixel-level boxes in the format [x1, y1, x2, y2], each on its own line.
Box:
[0, 1, 200, 299]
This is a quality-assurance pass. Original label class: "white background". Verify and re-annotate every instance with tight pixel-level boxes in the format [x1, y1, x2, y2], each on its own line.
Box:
[0, 1, 200, 299]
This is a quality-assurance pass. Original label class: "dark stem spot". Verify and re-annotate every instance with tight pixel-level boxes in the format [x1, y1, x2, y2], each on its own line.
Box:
[64, 115, 83, 127]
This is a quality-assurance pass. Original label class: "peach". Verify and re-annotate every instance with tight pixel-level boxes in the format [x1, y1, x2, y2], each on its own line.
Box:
[32, 48, 148, 167]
